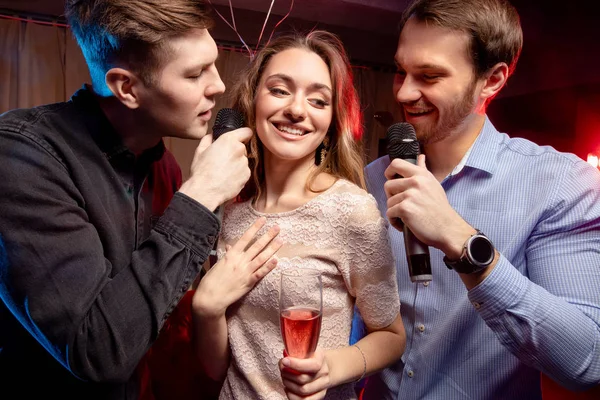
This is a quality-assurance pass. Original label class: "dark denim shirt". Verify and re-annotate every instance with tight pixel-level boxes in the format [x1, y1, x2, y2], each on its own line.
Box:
[0, 87, 219, 399]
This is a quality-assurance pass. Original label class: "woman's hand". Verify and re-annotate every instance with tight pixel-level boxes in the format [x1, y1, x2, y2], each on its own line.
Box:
[193, 217, 282, 318]
[279, 350, 331, 400]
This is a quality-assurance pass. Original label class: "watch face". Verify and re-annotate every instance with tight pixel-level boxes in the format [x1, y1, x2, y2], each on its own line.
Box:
[469, 235, 494, 265]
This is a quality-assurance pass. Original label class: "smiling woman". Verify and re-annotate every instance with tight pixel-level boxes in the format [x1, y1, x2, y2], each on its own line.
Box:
[186, 30, 406, 400]
[232, 30, 366, 204]
[253, 48, 334, 180]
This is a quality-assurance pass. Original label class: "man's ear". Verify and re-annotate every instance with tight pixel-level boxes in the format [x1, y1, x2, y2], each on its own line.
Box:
[480, 62, 509, 102]
[105, 67, 142, 109]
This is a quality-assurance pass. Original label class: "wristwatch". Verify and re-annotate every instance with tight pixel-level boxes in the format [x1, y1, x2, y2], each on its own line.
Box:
[443, 230, 495, 274]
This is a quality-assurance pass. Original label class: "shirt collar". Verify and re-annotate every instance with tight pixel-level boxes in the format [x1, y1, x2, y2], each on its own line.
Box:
[451, 116, 502, 176]
[449, 142, 474, 176]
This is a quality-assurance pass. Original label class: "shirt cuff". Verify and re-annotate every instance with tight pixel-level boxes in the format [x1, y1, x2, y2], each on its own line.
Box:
[155, 192, 220, 257]
[467, 255, 528, 319]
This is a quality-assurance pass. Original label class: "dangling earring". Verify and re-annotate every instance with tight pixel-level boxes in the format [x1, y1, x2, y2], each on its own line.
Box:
[316, 136, 330, 166]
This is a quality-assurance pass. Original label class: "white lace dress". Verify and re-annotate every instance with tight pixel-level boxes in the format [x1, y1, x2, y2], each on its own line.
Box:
[217, 179, 400, 400]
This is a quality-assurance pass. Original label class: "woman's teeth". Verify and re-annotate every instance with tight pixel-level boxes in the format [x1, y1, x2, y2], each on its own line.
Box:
[276, 124, 305, 136]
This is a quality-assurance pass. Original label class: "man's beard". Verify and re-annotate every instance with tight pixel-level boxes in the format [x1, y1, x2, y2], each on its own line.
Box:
[414, 78, 478, 145]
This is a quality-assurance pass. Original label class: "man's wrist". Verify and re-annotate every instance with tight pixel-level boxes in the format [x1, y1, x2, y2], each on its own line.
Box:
[441, 226, 477, 260]
[179, 180, 221, 212]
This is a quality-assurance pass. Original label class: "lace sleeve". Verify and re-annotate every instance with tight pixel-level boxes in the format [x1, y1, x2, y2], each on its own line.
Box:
[341, 193, 400, 329]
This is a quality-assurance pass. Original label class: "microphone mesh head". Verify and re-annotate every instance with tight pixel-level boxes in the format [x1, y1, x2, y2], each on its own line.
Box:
[213, 108, 244, 138]
[387, 122, 420, 159]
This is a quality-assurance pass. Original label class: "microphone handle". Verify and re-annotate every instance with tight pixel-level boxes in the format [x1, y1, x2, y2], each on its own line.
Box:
[403, 226, 432, 282]
[396, 156, 432, 283]
[209, 108, 244, 257]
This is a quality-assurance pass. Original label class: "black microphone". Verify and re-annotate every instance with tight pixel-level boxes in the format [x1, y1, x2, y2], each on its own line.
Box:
[213, 108, 244, 140]
[387, 122, 432, 283]
[212, 107, 244, 218]
[209, 108, 245, 257]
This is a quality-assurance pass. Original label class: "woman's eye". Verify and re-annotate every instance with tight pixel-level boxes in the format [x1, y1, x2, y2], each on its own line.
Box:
[310, 99, 329, 108]
[269, 88, 289, 96]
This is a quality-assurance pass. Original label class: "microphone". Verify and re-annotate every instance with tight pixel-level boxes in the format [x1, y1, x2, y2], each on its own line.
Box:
[213, 108, 244, 140]
[387, 122, 432, 283]
[209, 108, 244, 257]
[212, 107, 244, 218]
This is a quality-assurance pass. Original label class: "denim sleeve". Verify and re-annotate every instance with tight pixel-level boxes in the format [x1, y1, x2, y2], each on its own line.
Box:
[469, 160, 600, 391]
[0, 127, 219, 382]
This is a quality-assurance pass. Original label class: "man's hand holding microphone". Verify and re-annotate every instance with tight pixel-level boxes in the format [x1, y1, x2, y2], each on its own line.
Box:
[179, 109, 250, 214]
[384, 123, 495, 288]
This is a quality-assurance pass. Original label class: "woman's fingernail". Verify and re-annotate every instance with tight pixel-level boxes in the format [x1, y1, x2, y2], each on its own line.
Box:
[282, 358, 290, 367]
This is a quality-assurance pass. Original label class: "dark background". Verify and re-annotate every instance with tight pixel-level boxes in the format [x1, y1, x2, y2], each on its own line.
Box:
[1, 0, 599, 160]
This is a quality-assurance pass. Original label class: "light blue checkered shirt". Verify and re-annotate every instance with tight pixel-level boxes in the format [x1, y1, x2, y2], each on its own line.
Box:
[362, 117, 600, 400]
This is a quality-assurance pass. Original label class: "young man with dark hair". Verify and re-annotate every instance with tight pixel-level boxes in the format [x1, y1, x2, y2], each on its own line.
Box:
[0, 1, 279, 398]
[363, 0, 600, 398]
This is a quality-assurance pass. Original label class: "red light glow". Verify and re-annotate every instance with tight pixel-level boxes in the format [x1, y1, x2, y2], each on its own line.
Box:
[587, 153, 599, 168]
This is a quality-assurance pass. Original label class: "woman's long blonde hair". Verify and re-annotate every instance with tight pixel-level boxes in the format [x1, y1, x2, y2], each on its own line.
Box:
[229, 30, 366, 202]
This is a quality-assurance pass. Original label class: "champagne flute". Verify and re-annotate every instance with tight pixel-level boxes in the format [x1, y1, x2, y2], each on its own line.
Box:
[279, 268, 323, 359]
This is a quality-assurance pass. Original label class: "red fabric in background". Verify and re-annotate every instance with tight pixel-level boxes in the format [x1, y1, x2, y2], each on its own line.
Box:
[136, 149, 224, 399]
[541, 373, 600, 400]
[138, 290, 222, 400]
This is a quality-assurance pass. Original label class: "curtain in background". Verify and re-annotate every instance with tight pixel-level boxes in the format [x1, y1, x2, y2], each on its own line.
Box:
[0, 18, 400, 177]
[0, 19, 89, 111]
[353, 67, 403, 162]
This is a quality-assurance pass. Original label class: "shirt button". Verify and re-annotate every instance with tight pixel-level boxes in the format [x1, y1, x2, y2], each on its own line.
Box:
[472, 301, 481, 309]
[423, 281, 430, 287]
[418, 324, 425, 332]
[407, 370, 414, 378]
